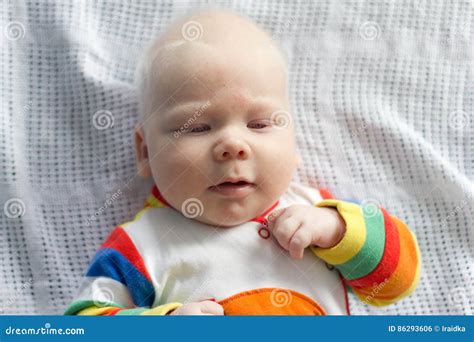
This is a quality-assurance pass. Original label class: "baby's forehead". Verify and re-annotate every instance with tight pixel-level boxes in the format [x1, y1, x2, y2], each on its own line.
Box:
[152, 40, 220, 77]
[147, 41, 285, 108]
[138, 10, 288, 119]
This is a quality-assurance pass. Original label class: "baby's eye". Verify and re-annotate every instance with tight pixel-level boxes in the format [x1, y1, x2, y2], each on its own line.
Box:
[188, 124, 210, 133]
[248, 120, 271, 129]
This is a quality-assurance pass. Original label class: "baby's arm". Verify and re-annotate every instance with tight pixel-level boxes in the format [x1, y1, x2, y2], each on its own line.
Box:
[311, 195, 421, 307]
[65, 225, 225, 316]
[64, 226, 183, 316]
[268, 191, 420, 307]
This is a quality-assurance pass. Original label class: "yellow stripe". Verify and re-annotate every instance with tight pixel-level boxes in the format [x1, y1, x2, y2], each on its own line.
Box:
[77, 302, 184, 316]
[146, 194, 167, 208]
[121, 206, 152, 229]
[119, 194, 164, 229]
[76, 306, 118, 316]
[140, 302, 183, 315]
[133, 206, 152, 221]
[311, 200, 366, 265]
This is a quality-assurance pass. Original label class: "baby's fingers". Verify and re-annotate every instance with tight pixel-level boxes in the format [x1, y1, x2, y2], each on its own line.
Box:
[199, 300, 224, 315]
[288, 227, 313, 259]
[272, 217, 302, 251]
[267, 208, 287, 227]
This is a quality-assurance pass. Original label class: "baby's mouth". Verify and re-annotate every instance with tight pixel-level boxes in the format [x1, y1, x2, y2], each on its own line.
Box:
[208, 181, 255, 198]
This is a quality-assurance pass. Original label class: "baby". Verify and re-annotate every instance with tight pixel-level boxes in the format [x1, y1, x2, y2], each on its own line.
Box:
[65, 9, 420, 316]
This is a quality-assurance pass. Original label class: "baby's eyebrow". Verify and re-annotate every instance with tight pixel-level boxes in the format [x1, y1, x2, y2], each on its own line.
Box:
[161, 96, 283, 125]
[162, 101, 211, 123]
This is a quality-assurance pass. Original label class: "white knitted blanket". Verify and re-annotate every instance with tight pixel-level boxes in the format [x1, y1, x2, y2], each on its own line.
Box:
[0, 0, 472, 314]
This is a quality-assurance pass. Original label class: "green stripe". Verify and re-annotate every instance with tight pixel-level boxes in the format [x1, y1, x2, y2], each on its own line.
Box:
[115, 308, 148, 315]
[336, 204, 386, 280]
[63, 300, 125, 315]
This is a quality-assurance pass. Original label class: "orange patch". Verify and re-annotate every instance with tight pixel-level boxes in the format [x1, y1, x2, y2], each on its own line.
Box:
[218, 288, 326, 315]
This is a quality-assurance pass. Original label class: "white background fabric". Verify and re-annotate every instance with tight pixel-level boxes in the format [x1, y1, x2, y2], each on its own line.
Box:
[0, 0, 472, 315]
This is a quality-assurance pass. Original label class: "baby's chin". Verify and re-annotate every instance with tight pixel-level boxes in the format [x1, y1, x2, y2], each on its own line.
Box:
[191, 213, 250, 228]
[185, 207, 256, 228]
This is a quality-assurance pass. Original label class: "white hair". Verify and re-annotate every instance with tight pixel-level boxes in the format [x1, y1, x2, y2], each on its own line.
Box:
[134, 37, 187, 121]
[134, 11, 291, 122]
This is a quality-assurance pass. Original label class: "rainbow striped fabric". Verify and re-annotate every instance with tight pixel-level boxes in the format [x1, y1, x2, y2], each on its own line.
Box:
[311, 197, 421, 307]
[64, 185, 420, 315]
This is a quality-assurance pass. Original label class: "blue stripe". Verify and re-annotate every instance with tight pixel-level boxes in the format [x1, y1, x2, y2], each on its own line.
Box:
[342, 198, 361, 205]
[86, 248, 155, 307]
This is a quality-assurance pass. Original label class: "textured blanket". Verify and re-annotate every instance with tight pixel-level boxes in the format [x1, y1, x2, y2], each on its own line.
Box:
[0, 0, 472, 314]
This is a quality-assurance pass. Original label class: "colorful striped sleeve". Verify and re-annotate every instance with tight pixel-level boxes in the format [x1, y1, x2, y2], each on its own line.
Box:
[64, 226, 182, 316]
[310, 192, 421, 307]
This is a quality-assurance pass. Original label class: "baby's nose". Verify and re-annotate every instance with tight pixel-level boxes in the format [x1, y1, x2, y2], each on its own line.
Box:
[213, 138, 250, 161]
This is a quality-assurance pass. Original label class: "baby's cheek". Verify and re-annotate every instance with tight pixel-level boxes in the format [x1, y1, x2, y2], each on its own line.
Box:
[154, 158, 206, 195]
[264, 141, 296, 169]
[148, 151, 185, 186]
[259, 148, 296, 190]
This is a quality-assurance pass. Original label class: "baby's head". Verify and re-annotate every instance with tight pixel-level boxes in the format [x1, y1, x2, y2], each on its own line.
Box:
[134, 9, 300, 227]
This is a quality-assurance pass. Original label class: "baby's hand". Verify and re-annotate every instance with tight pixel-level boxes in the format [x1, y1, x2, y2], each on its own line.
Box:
[168, 300, 224, 315]
[267, 204, 346, 259]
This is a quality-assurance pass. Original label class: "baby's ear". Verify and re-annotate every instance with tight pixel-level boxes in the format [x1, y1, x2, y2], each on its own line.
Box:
[134, 123, 152, 178]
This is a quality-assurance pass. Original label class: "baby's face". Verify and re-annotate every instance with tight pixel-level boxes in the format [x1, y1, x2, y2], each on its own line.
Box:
[135, 25, 299, 227]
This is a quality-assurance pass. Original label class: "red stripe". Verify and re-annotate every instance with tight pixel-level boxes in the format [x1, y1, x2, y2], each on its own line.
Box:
[250, 200, 280, 225]
[338, 272, 351, 315]
[151, 185, 173, 208]
[106, 308, 122, 315]
[319, 189, 334, 200]
[101, 226, 152, 282]
[344, 208, 400, 288]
